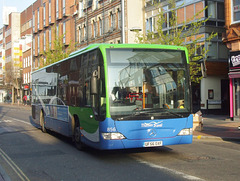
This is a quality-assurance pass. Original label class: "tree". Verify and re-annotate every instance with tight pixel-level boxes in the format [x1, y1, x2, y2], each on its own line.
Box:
[135, 0, 217, 83]
[5, 63, 22, 103]
[40, 25, 75, 68]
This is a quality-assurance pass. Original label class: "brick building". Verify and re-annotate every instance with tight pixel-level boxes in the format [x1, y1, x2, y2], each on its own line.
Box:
[75, 0, 144, 49]
[32, 0, 76, 71]
[21, 5, 33, 101]
[223, 0, 240, 119]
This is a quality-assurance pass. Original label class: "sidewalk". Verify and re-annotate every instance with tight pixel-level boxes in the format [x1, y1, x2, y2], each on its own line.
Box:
[193, 114, 240, 141]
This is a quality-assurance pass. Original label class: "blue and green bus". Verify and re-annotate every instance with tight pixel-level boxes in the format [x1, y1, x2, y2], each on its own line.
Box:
[31, 44, 193, 150]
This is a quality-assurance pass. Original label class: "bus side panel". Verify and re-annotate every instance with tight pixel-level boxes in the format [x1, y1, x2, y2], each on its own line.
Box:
[44, 105, 71, 137]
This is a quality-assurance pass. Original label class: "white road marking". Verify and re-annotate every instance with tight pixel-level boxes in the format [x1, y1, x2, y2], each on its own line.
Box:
[0, 147, 30, 181]
[135, 157, 205, 181]
[0, 120, 12, 123]
[3, 116, 31, 126]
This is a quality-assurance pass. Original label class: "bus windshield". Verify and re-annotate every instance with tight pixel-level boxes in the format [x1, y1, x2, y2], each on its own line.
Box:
[106, 48, 191, 119]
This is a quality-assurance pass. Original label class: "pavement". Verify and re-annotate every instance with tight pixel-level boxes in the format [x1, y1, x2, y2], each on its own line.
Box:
[193, 114, 240, 142]
[0, 103, 240, 180]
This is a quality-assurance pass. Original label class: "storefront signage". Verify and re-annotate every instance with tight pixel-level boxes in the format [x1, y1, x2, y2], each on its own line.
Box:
[24, 85, 29, 90]
[229, 51, 240, 70]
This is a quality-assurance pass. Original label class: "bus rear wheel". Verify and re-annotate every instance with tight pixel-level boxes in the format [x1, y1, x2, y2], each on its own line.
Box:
[40, 111, 47, 133]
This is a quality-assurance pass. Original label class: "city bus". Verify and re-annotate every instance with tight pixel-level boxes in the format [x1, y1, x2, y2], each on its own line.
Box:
[31, 44, 193, 150]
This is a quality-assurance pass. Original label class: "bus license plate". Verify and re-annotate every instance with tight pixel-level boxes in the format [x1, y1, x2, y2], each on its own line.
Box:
[144, 141, 163, 147]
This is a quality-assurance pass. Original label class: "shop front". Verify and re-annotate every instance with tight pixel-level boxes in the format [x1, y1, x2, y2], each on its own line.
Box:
[229, 51, 240, 120]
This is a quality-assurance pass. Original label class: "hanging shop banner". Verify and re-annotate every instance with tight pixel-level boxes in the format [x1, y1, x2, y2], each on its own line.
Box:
[229, 51, 240, 71]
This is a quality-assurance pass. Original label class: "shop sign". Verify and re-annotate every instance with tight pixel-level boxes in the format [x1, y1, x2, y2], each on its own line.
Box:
[229, 51, 240, 70]
[24, 85, 29, 90]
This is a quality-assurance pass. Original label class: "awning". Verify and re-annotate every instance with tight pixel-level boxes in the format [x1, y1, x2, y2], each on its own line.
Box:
[229, 72, 240, 78]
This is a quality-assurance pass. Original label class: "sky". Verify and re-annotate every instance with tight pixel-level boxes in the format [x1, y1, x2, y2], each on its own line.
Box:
[0, 0, 36, 28]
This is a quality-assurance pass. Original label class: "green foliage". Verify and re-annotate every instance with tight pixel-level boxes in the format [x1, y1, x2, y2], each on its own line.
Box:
[135, 1, 217, 83]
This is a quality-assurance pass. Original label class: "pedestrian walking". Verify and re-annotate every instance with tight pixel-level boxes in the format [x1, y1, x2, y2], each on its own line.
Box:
[23, 95, 27, 105]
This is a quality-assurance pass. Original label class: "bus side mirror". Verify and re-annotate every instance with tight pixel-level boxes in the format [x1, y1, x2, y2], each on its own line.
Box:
[91, 70, 99, 95]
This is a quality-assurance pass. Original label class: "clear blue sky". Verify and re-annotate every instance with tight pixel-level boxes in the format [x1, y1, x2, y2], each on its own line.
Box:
[0, 0, 36, 28]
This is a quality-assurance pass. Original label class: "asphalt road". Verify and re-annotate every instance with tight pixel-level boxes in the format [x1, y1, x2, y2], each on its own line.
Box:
[0, 105, 240, 181]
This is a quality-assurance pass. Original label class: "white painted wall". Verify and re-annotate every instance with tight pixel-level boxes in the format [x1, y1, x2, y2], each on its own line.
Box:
[200, 76, 224, 110]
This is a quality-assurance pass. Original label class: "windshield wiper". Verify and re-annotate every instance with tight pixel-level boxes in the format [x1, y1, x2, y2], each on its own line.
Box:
[116, 111, 149, 120]
[133, 108, 162, 114]
[162, 109, 184, 118]
[115, 108, 186, 120]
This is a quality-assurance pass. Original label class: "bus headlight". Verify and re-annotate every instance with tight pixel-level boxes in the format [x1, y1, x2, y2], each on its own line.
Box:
[178, 128, 193, 136]
[102, 133, 126, 140]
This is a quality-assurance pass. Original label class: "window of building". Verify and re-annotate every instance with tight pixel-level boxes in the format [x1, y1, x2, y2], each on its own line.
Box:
[63, 22, 66, 43]
[38, 8, 40, 30]
[176, 0, 184, 7]
[99, 18, 103, 35]
[217, 2, 224, 20]
[84, 25, 87, 40]
[232, 0, 240, 23]
[49, 28, 51, 49]
[93, 21, 97, 38]
[207, 42, 217, 59]
[56, 24, 59, 37]
[38, 35, 40, 54]
[44, 31, 46, 51]
[56, 0, 59, 19]
[79, 1, 83, 18]
[208, 1, 217, 19]
[33, 37, 35, 53]
[43, 3, 46, 26]
[146, 17, 154, 32]
[63, 0, 66, 15]
[49, 0, 51, 23]
[117, 8, 121, 29]
[78, 26, 81, 42]
[33, 12, 35, 31]
[109, 12, 115, 30]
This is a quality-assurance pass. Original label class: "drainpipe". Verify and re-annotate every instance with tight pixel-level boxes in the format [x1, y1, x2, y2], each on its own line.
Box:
[121, 0, 125, 44]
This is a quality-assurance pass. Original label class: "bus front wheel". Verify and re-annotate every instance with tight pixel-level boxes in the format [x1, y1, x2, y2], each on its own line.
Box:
[74, 119, 85, 150]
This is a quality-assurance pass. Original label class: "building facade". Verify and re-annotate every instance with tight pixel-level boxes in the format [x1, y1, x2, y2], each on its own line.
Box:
[223, 0, 240, 119]
[75, 0, 144, 49]
[32, 0, 76, 71]
[2, 12, 22, 103]
[144, 0, 229, 114]
[21, 5, 33, 102]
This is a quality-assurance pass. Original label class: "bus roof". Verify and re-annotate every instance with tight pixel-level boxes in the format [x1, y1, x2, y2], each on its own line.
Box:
[69, 43, 188, 57]
[32, 43, 188, 74]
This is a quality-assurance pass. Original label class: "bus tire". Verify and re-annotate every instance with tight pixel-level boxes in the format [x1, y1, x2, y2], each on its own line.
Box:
[73, 118, 85, 150]
[40, 110, 47, 133]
